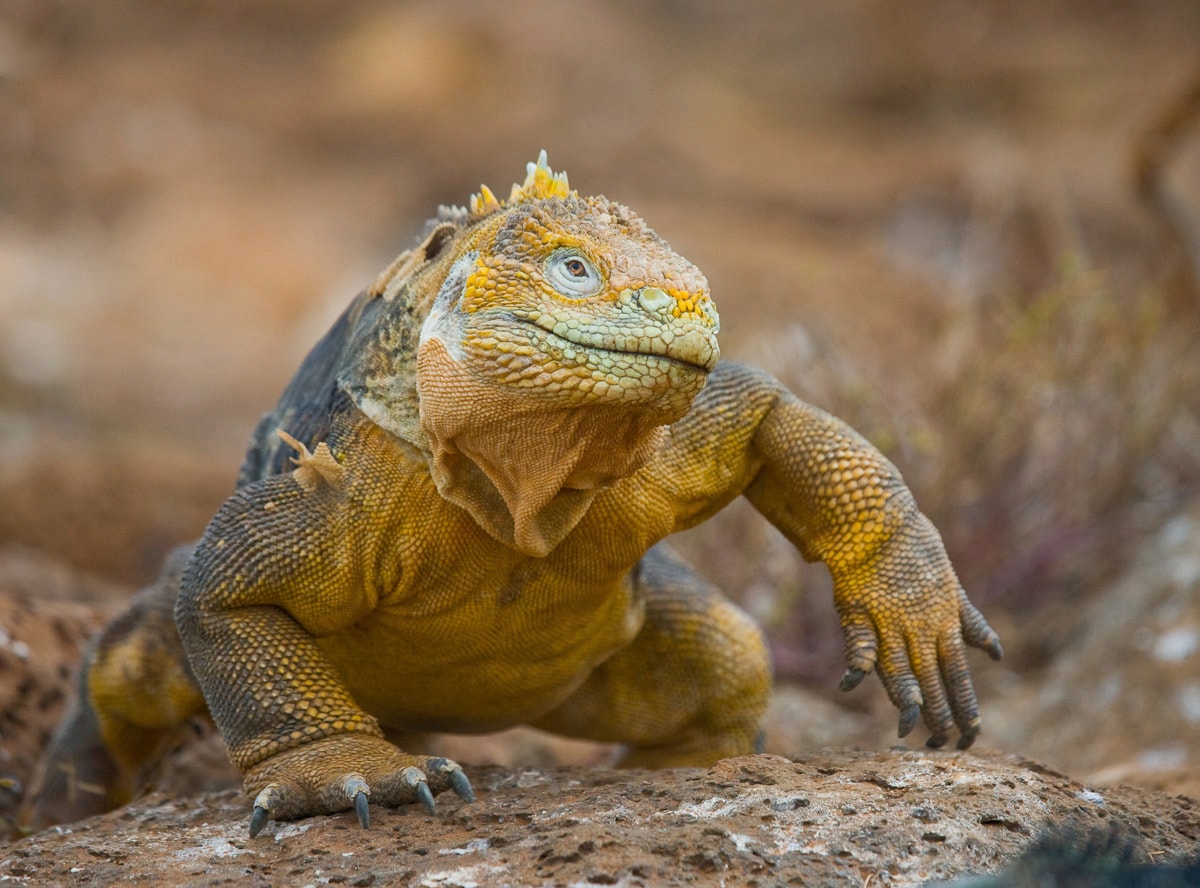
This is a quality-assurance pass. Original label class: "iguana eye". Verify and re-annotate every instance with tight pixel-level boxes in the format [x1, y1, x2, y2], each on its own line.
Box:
[546, 251, 604, 298]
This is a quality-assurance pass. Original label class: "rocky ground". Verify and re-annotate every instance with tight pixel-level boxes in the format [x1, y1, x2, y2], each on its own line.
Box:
[3, 1, 1200, 885]
[4, 752, 1199, 888]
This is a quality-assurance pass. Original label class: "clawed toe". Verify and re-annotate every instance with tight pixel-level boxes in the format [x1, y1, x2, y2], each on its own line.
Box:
[344, 775, 370, 828]
[244, 748, 474, 837]
[393, 765, 436, 814]
[354, 787, 370, 828]
[416, 780, 435, 814]
[839, 666, 869, 692]
[249, 804, 270, 839]
[249, 784, 279, 838]
[426, 757, 476, 803]
[446, 767, 475, 803]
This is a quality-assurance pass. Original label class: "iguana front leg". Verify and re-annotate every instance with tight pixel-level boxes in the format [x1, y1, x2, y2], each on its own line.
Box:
[175, 452, 472, 837]
[742, 376, 1003, 747]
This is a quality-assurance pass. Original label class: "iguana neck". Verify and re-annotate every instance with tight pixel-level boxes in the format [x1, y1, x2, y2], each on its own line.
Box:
[417, 337, 665, 557]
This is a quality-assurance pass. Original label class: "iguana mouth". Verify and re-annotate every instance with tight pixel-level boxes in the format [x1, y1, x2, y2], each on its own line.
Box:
[509, 316, 719, 373]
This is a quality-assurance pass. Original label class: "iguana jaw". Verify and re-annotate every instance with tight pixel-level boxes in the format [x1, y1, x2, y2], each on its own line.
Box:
[504, 307, 719, 373]
[460, 311, 715, 413]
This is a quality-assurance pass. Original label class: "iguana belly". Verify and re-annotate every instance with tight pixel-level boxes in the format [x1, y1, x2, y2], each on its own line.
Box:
[313, 575, 646, 733]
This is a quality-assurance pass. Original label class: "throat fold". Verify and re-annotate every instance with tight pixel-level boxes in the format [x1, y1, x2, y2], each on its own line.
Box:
[417, 338, 665, 556]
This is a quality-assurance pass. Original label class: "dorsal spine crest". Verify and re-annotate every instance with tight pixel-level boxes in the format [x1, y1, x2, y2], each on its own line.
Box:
[468, 150, 575, 220]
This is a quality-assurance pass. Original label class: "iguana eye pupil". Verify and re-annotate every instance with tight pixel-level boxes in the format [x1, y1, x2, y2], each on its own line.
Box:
[546, 251, 604, 298]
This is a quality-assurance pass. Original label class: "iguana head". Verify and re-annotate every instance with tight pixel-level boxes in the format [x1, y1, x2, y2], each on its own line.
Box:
[360, 153, 721, 555]
[419, 151, 719, 418]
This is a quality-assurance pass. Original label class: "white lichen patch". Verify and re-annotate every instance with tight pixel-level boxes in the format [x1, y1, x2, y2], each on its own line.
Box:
[727, 831, 755, 852]
[418, 863, 510, 887]
[171, 835, 253, 861]
[659, 794, 758, 819]
[272, 821, 314, 842]
[769, 827, 832, 857]
[438, 838, 489, 856]
[512, 769, 555, 789]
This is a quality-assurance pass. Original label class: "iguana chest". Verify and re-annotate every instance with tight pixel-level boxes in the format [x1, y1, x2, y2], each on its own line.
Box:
[311, 458, 675, 733]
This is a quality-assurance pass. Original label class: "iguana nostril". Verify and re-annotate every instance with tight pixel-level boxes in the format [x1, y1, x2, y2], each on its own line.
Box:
[638, 287, 672, 312]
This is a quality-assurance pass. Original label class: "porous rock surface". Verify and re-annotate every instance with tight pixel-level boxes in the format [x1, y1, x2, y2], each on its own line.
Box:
[3, 751, 1198, 887]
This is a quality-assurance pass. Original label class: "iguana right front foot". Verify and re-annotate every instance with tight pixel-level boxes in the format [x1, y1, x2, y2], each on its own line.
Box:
[243, 735, 473, 837]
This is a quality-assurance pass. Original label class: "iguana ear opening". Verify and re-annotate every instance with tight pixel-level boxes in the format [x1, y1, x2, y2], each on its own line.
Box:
[421, 222, 458, 262]
[369, 221, 460, 300]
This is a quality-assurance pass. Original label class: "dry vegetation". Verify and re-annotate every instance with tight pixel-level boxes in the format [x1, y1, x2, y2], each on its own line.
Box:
[920, 264, 1200, 616]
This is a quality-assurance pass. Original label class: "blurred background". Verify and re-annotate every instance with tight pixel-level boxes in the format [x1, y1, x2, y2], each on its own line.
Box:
[2, 0, 1199, 815]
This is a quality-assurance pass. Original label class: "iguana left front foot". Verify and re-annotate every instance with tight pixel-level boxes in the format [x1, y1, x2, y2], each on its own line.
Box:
[830, 514, 1003, 749]
[243, 735, 473, 837]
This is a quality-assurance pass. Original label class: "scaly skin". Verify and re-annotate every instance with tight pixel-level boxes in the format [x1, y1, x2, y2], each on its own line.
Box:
[23, 153, 1001, 837]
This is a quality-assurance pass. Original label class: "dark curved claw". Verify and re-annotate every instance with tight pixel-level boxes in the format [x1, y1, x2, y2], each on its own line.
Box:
[427, 758, 475, 803]
[956, 721, 981, 750]
[960, 595, 1004, 661]
[839, 666, 869, 692]
[354, 789, 370, 828]
[341, 775, 371, 829]
[249, 804, 269, 839]
[447, 768, 475, 803]
[248, 784, 279, 838]
[416, 780, 436, 815]
[897, 704, 920, 738]
[982, 635, 1004, 661]
[925, 733, 949, 749]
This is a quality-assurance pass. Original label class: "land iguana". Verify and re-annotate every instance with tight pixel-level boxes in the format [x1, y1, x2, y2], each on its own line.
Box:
[23, 153, 1003, 837]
